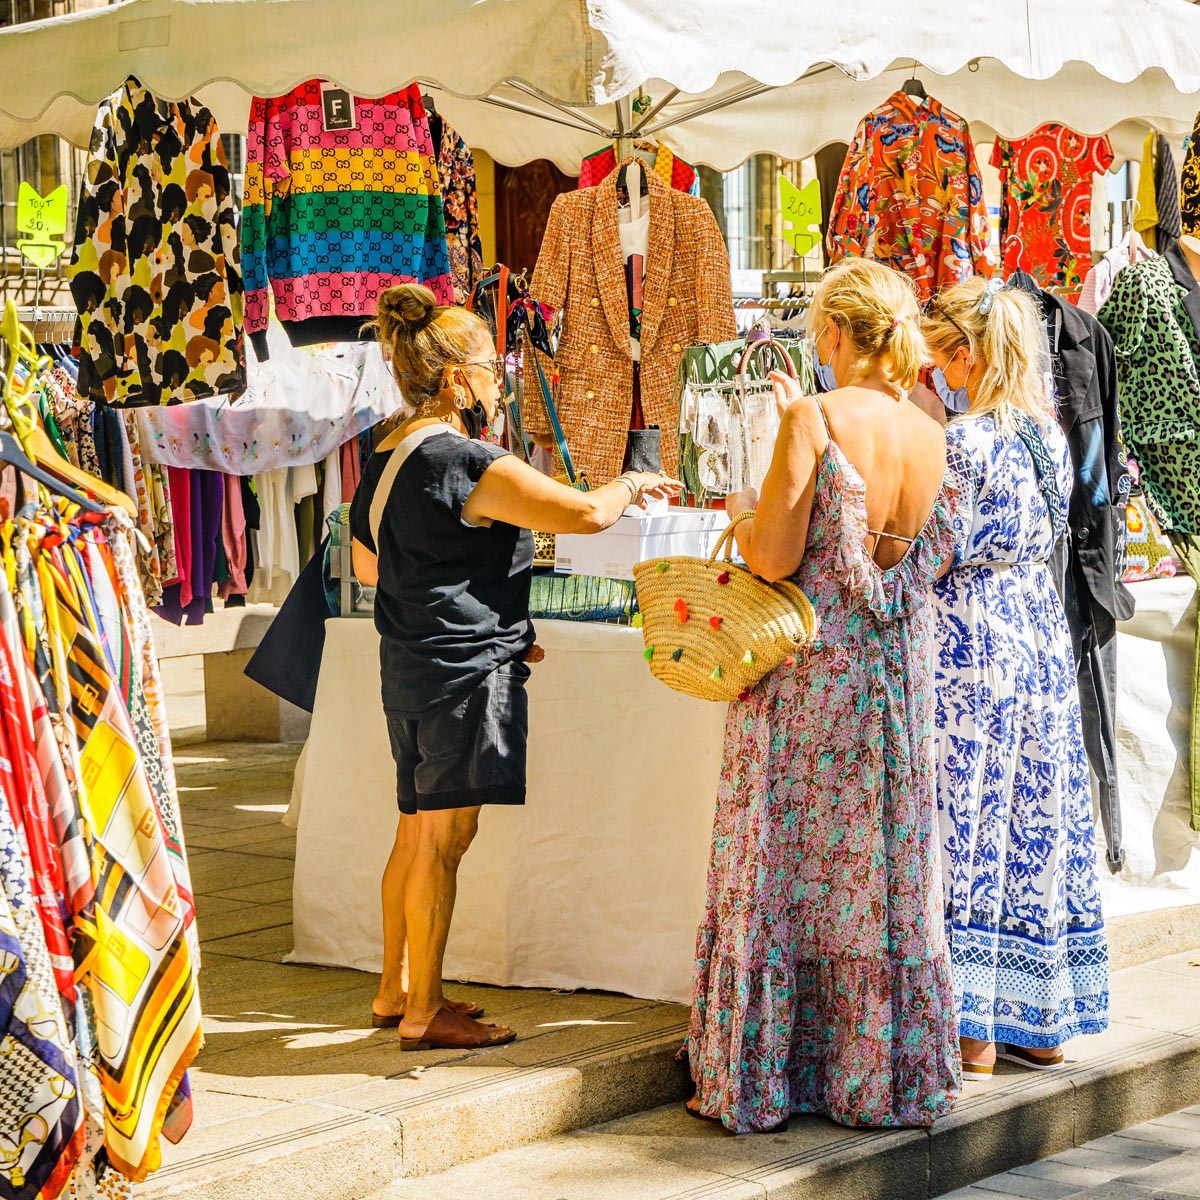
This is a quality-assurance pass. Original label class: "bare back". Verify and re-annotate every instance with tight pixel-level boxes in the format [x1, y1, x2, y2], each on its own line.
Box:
[812, 387, 947, 570]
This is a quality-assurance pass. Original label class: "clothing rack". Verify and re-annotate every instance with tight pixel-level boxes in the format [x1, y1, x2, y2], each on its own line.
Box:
[1104, 198, 1137, 251]
[761, 269, 823, 291]
[16, 306, 75, 343]
[734, 297, 812, 312]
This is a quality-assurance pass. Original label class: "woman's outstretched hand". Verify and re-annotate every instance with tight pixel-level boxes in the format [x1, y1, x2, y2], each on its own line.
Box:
[624, 471, 684, 506]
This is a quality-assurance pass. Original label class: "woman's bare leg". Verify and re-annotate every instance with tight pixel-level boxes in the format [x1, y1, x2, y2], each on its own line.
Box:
[373, 813, 418, 1020]
[398, 806, 505, 1040]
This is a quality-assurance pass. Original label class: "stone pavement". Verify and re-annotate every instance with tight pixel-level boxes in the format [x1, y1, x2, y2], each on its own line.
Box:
[940, 1105, 1200, 1199]
[145, 741, 692, 1200]
[150, 739, 1200, 1200]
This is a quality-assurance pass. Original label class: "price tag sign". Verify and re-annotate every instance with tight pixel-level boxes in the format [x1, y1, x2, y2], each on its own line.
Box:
[16, 182, 68, 270]
[320, 82, 357, 132]
[779, 175, 822, 259]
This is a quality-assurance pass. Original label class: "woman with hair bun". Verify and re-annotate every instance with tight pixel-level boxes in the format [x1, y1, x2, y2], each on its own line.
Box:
[350, 284, 680, 1051]
[687, 258, 961, 1133]
[922, 278, 1109, 1079]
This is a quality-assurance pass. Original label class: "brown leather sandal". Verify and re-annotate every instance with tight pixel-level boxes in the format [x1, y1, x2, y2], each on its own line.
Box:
[998, 1044, 1064, 1071]
[961, 1059, 994, 1079]
[400, 1005, 516, 1051]
[371, 999, 485, 1028]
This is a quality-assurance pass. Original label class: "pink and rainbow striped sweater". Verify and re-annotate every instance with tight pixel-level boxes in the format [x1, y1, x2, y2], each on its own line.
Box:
[241, 81, 454, 358]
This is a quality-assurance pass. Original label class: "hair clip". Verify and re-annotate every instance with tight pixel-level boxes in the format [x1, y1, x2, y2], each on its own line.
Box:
[978, 276, 1005, 315]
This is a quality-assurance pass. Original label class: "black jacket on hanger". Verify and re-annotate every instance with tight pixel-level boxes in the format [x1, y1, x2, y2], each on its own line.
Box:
[1008, 270, 1133, 624]
[1009, 268, 1132, 869]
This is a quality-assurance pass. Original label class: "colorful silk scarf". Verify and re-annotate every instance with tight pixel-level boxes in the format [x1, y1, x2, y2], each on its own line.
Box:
[0, 763, 84, 1199]
[14, 517, 202, 1182]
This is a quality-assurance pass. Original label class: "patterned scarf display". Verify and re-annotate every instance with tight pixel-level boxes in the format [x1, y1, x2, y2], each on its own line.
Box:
[1, 509, 202, 1196]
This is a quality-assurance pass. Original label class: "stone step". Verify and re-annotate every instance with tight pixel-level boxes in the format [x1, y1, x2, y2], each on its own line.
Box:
[372, 946, 1200, 1200]
[141, 975, 691, 1200]
[153, 742, 1200, 1200]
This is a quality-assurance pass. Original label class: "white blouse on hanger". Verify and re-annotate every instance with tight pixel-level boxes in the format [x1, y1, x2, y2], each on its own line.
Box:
[1079, 229, 1155, 315]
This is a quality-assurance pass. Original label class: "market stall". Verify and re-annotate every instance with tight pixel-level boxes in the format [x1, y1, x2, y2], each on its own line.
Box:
[289, 581, 1200, 1004]
[2, 5, 1200, 1193]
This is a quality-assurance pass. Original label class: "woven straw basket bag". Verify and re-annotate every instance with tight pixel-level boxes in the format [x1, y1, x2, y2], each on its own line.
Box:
[631, 512, 817, 702]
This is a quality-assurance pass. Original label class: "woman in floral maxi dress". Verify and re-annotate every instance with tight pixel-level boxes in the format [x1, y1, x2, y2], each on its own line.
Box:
[922, 278, 1109, 1077]
[688, 260, 962, 1132]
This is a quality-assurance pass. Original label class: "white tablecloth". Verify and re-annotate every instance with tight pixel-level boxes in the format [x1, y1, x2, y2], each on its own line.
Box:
[291, 619, 726, 1003]
[1103, 576, 1200, 915]
[292, 585, 1200, 1003]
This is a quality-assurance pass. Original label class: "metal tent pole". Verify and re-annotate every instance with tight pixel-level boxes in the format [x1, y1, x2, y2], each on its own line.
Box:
[614, 95, 634, 161]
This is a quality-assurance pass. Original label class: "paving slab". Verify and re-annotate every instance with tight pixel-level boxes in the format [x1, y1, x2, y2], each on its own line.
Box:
[374, 959, 1200, 1200]
[956, 1106, 1200, 1200]
[147, 742, 1200, 1200]
[189, 901, 293, 942]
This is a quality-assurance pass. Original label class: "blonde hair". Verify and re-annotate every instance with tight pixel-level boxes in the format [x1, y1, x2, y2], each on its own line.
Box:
[808, 257, 927, 392]
[368, 283, 492, 408]
[921, 276, 1054, 431]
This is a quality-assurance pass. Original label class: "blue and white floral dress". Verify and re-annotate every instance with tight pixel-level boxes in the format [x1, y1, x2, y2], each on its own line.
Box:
[934, 413, 1109, 1049]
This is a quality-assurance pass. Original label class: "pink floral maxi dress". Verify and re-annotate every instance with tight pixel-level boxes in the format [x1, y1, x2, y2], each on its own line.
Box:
[688, 430, 962, 1132]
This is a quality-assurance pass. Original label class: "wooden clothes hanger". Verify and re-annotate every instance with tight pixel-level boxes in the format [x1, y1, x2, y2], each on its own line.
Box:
[1, 301, 136, 516]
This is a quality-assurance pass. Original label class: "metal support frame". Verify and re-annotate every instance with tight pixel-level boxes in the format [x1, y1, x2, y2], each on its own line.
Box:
[614, 94, 633, 161]
[421, 59, 846, 159]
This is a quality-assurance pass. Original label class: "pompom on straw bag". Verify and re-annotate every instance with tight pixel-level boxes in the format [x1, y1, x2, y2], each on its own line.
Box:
[632, 512, 817, 702]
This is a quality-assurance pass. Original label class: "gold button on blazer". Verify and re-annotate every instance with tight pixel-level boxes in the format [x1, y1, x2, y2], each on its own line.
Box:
[529, 163, 736, 484]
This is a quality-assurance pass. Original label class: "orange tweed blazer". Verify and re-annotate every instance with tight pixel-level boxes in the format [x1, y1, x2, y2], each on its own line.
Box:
[528, 163, 736, 484]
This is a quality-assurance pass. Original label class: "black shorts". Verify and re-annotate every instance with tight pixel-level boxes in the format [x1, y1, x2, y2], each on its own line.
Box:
[384, 660, 530, 815]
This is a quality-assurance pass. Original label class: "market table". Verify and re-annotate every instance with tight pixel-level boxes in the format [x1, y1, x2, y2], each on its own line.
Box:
[1100, 575, 1200, 916]
[291, 583, 1200, 1004]
[290, 618, 727, 1004]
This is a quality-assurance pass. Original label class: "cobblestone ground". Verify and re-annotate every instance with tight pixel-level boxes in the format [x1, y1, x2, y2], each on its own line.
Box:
[942, 1104, 1200, 1199]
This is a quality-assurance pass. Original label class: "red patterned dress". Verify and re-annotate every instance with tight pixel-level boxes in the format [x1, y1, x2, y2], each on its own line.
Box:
[992, 124, 1114, 292]
[687, 418, 961, 1132]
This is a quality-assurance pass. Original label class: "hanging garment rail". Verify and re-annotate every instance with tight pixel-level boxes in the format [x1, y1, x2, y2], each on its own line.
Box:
[15, 307, 75, 343]
[734, 297, 813, 312]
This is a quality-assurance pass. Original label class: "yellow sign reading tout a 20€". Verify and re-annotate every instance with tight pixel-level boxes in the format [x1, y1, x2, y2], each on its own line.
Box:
[17, 182, 68, 270]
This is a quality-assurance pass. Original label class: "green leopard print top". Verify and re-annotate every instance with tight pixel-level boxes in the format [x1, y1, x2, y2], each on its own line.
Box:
[1098, 255, 1200, 535]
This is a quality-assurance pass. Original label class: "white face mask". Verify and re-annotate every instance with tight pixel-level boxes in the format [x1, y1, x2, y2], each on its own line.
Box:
[489, 408, 505, 441]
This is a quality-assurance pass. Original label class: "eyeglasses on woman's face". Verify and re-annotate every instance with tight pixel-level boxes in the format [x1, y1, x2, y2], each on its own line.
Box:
[462, 357, 506, 386]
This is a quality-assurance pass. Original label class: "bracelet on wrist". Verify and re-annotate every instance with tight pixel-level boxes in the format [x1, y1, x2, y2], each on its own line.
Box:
[614, 475, 639, 504]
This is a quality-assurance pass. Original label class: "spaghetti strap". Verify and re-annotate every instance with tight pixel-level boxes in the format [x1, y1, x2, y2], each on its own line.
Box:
[812, 394, 833, 438]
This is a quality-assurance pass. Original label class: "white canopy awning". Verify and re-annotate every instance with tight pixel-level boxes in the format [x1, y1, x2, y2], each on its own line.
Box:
[0, 0, 1198, 168]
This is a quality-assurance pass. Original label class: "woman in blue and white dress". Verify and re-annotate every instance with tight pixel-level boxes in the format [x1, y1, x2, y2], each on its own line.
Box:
[921, 277, 1109, 1077]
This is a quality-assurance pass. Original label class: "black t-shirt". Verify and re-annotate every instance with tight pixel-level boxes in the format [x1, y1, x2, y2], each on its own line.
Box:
[349, 430, 534, 716]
